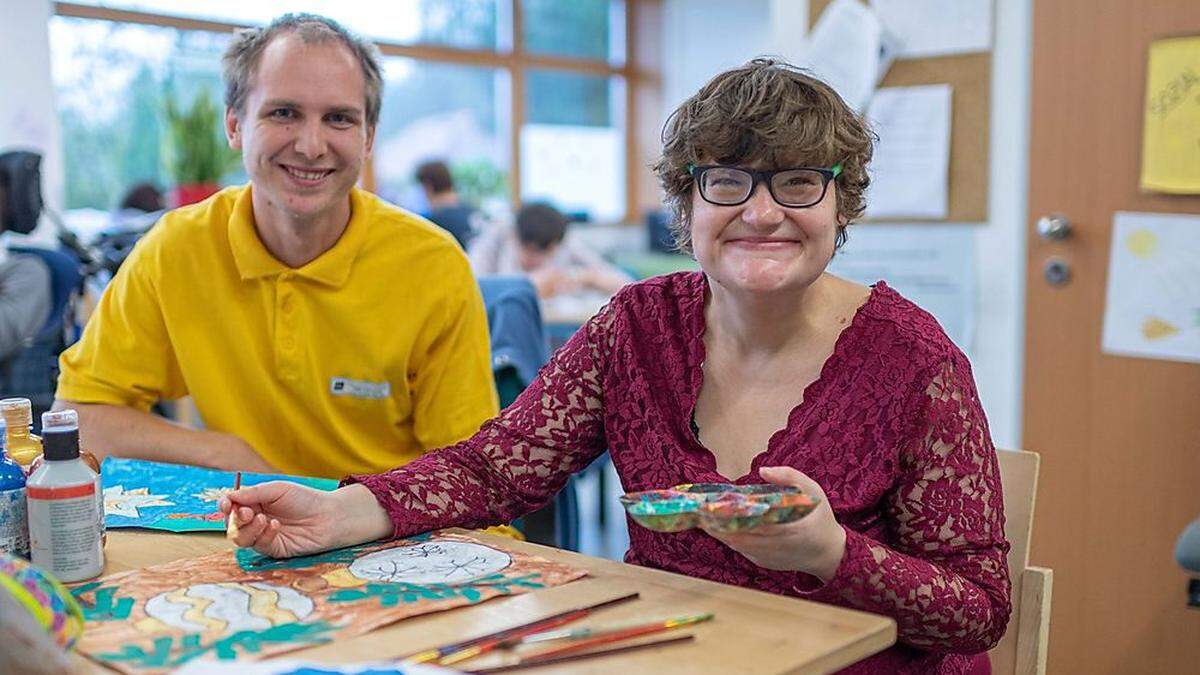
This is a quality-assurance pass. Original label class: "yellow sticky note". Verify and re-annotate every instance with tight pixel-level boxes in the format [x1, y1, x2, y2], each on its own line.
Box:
[1141, 35, 1200, 193]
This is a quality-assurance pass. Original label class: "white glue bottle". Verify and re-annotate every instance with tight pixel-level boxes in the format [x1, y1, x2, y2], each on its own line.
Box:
[27, 409, 104, 582]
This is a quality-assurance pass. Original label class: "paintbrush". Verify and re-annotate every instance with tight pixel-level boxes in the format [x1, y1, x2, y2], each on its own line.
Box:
[403, 592, 639, 664]
[462, 634, 696, 674]
[507, 613, 712, 662]
[500, 612, 714, 647]
[225, 471, 241, 541]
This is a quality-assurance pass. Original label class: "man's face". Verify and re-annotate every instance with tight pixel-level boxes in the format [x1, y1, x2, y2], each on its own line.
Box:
[517, 242, 556, 272]
[225, 33, 374, 228]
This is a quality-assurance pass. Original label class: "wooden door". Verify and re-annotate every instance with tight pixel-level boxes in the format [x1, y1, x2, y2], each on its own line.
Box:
[1025, 2, 1200, 673]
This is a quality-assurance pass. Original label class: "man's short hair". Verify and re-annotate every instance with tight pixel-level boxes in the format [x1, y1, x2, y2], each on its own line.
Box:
[222, 13, 384, 126]
[414, 160, 454, 194]
[515, 202, 568, 251]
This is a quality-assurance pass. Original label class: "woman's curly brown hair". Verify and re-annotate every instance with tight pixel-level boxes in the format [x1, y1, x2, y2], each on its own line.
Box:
[653, 58, 874, 253]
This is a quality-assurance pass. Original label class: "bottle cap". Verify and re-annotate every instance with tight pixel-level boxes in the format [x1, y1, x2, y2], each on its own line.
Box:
[0, 398, 33, 427]
[41, 409, 79, 430]
[41, 409, 80, 461]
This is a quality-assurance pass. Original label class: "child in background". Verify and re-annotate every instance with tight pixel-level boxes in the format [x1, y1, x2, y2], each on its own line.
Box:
[469, 202, 632, 299]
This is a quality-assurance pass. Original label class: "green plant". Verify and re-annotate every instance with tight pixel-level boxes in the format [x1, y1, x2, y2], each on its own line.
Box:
[451, 159, 508, 206]
[163, 87, 239, 184]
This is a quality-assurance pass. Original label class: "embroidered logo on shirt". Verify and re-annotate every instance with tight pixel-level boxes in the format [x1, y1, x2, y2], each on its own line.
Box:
[329, 377, 391, 400]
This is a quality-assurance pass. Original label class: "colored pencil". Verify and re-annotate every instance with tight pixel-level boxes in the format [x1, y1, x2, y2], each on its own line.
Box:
[436, 613, 590, 665]
[463, 634, 696, 674]
[225, 471, 241, 540]
[511, 613, 712, 661]
[502, 612, 714, 647]
[403, 592, 639, 664]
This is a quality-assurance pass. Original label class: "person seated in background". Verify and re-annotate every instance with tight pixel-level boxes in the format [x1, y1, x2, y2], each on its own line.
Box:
[223, 58, 1010, 674]
[103, 181, 166, 257]
[0, 180, 52, 364]
[414, 159, 477, 249]
[54, 13, 497, 480]
[469, 202, 632, 299]
[118, 182, 165, 214]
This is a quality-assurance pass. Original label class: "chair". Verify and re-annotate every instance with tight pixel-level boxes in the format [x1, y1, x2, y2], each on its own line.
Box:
[0, 247, 83, 418]
[477, 275, 580, 551]
[8, 246, 82, 344]
[989, 449, 1053, 675]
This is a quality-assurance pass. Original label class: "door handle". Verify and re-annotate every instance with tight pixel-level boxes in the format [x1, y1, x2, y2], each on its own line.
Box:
[1037, 214, 1072, 241]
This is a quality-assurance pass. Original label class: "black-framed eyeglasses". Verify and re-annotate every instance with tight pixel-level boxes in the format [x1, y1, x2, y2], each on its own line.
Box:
[688, 163, 843, 208]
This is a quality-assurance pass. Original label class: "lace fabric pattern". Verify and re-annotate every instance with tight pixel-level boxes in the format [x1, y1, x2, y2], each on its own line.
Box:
[348, 272, 1010, 674]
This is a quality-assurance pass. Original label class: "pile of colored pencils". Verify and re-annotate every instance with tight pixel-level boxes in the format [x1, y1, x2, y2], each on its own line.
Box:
[401, 593, 713, 672]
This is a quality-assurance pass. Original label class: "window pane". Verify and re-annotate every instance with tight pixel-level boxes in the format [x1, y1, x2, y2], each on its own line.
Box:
[521, 0, 619, 62]
[374, 58, 511, 214]
[61, 1, 499, 50]
[526, 70, 613, 127]
[49, 16, 235, 211]
[521, 70, 625, 222]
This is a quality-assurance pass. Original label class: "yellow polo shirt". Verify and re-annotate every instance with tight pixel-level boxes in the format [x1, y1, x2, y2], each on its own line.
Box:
[57, 185, 499, 479]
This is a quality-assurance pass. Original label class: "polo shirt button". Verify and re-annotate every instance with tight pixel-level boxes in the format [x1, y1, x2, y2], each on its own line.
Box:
[281, 296, 293, 312]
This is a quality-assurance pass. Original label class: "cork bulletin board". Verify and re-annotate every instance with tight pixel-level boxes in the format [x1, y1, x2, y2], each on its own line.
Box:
[810, 0, 992, 222]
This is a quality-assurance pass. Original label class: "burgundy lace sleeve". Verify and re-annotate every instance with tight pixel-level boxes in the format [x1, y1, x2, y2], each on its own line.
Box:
[343, 303, 615, 536]
[797, 354, 1012, 654]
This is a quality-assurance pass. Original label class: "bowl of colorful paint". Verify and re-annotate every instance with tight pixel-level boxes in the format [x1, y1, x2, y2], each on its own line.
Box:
[697, 496, 771, 533]
[753, 491, 820, 524]
[622, 494, 703, 532]
[672, 482, 739, 502]
[730, 484, 801, 499]
[618, 489, 686, 507]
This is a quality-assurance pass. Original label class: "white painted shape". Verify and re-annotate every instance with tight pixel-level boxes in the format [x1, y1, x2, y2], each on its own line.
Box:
[349, 541, 512, 586]
[145, 582, 313, 635]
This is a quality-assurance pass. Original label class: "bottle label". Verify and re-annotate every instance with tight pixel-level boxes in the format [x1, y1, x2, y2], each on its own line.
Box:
[28, 481, 103, 581]
[0, 487, 29, 558]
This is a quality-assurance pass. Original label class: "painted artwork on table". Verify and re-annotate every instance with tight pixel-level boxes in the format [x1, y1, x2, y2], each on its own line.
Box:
[72, 532, 586, 674]
[172, 659, 453, 674]
[102, 458, 339, 532]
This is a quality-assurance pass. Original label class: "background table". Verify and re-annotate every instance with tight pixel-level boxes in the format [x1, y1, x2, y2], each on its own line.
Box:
[75, 529, 895, 674]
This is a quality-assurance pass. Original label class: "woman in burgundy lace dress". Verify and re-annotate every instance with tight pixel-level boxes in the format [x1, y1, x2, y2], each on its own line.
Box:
[223, 59, 1010, 673]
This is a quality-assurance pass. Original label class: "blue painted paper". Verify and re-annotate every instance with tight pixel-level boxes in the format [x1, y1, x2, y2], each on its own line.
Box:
[101, 458, 338, 531]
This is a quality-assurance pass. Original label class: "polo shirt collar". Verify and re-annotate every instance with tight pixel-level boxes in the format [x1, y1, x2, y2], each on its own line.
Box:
[228, 184, 371, 287]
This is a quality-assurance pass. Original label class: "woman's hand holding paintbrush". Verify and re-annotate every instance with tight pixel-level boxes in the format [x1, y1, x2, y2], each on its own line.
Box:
[219, 481, 392, 558]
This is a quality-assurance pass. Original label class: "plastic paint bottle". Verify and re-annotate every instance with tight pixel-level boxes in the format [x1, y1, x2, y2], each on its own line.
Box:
[0, 418, 31, 559]
[27, 409, 104, 582]
[0, 398, 43, 474]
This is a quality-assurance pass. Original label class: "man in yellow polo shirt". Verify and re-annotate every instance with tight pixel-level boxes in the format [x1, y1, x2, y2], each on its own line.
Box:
[54, 14, 498, 479]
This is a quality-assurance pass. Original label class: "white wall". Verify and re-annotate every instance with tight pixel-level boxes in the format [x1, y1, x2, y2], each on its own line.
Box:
[660, 0, 1030, 447]
[0, 0, 62, 245]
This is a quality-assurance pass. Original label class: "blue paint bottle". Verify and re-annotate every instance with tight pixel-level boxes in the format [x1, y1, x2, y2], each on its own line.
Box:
[0, 417, 31, 559]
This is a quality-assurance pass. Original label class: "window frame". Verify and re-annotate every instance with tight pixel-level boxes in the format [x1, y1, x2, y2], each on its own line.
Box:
[52, 0, 660, 222]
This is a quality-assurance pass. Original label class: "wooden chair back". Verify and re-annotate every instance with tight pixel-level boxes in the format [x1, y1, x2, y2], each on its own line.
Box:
[990, 449, 1053, 675]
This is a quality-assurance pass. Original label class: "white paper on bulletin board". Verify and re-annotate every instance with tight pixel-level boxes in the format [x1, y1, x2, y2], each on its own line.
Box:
[801, 0, 885, 111]
[870, 0, 993, 58]
[828, 223, 975, 349]
[1101, 211, 1200, 364]
[863, 84, 952, 219]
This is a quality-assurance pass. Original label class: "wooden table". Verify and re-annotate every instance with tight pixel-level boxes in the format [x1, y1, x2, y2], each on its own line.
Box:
[76, 530, 895, 674]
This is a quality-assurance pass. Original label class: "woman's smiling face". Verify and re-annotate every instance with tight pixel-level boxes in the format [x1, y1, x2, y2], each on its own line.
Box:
[689, 164, 841, 295]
